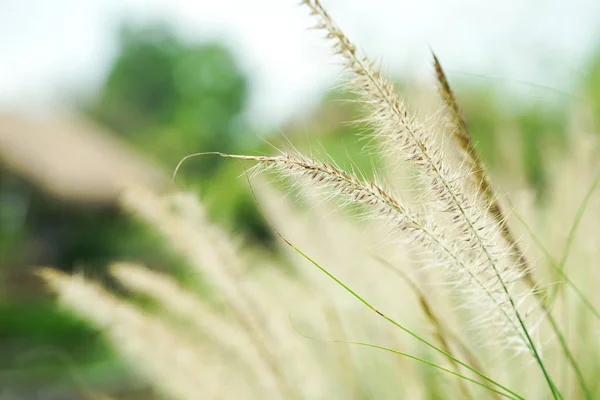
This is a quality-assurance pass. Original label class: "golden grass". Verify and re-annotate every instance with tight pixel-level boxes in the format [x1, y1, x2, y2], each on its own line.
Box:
[39, 1, 600, 399]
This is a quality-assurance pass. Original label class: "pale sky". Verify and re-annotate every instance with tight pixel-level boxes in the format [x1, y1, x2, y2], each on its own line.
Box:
[1, 0, 599, 127]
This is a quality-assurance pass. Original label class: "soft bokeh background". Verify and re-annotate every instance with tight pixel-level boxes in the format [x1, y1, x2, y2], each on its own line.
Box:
[1, 0, 600, 398]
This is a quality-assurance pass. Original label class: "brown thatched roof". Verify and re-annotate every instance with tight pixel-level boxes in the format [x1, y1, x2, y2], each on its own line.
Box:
[0, 113, 171, 204]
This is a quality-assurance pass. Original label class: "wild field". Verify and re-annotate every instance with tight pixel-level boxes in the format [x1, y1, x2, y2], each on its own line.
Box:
[5, 1, 600, 399]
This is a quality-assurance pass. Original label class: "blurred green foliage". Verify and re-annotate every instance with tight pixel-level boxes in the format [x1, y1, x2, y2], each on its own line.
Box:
[0, 23, 257, 397]
[584, 47, 600, 127]
[2, 20, 600, 398]
[88, 23, 249, 176]
[457, 85, 568, 198]
[86, 22, 271, 242]
[0, 301, 144, 397]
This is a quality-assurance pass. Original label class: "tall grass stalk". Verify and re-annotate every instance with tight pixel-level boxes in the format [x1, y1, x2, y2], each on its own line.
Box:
[374, 256, 497, 400]
[173, 0, 562, 390]
[260, 203, 525, 400]
[298, 4, 551, 385]
[176, 151, 535, 356]
[37, 1, 600, 398]
[433, 54, 591, 399]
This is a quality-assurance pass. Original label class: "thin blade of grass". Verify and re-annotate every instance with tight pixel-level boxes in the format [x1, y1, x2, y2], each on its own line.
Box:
[512, 211, 600, 321]
[555, 167, 600, 399]
[433, 51, 534, 287]
[175, 153, 526, 399]
[279, 236, 525, 400]
[552, 166, 600, 302]
[512, 171, 599, 399]
[243, 172, 525, 400]
[373, 255, 501, 400]
[291, 320, 521, 400]
[376, 261, 473, 399]
[431, 54, 558, 398]
[239, 165, 526, 398]
[433, 53, 587, 399]
[346, 341, 519, 400]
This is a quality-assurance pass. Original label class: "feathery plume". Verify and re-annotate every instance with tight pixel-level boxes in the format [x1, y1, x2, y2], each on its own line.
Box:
[38, 268, 260, 400]
[204, 151, 537, 353]
[299, 0, 541, 361]
[432, 52, 535, 288]
[110, 262, 285, 394]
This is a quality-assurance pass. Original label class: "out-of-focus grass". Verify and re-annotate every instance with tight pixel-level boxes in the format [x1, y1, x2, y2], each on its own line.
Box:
[2, 19, 600, 399]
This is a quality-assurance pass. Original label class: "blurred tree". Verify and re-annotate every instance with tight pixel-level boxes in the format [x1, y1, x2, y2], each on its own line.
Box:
[87, 22, 274, 245]
[583, 46, 600, 129]
[459, 85, 567, 199]
[514, 106, 566, 198]
[88, 23, 249, 176]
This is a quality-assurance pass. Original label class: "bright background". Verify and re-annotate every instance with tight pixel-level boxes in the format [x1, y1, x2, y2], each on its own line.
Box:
[1, 0, 600, 398]
[2, 0, 600, 126]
